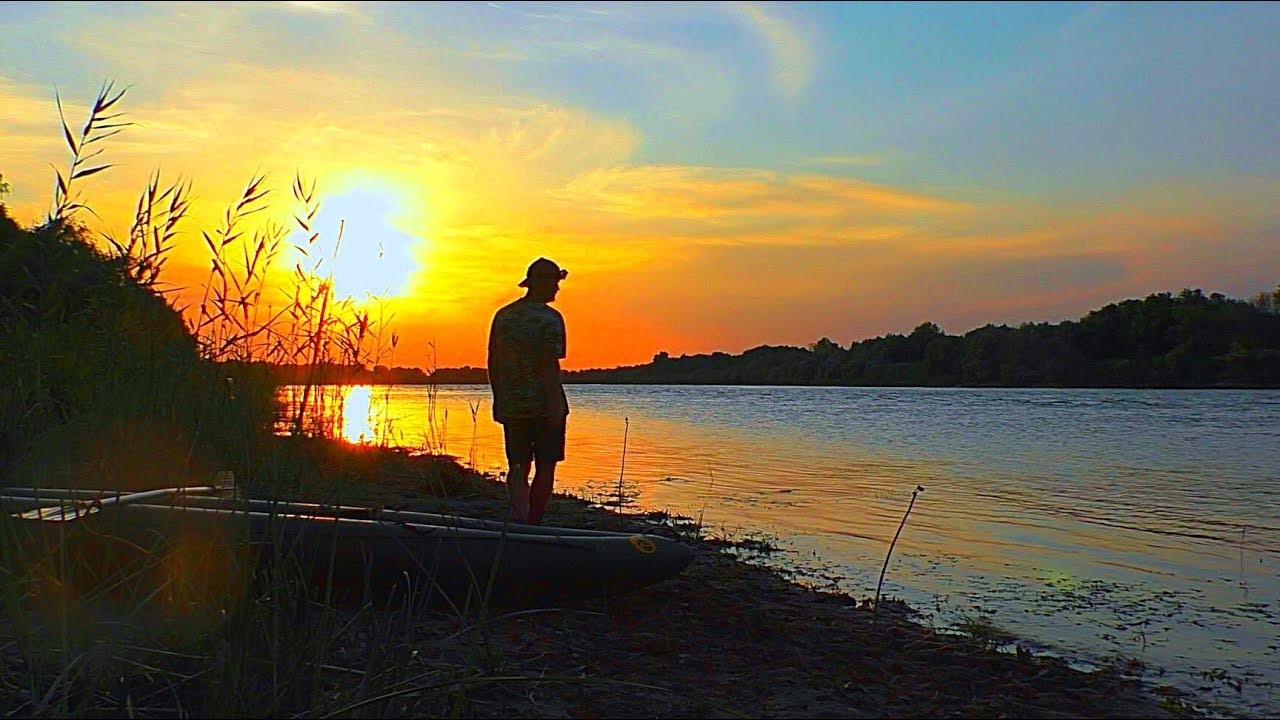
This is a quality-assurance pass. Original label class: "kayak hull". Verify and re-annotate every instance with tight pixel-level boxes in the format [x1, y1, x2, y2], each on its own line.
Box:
[0, 493, 694, 609]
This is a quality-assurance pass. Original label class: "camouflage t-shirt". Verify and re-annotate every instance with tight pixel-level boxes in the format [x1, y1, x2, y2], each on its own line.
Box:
[487, 297, 568, 423]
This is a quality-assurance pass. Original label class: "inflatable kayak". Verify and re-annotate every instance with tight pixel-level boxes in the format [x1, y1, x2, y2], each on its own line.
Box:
[0, 487, 695, 609]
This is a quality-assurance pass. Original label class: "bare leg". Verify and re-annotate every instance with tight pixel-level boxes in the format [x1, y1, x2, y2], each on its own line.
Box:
[528, 460, 558, 525]
[506, 463, 532, 522]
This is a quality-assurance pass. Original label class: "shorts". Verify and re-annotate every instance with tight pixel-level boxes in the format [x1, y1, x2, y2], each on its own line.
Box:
[502, 415, 566, 466]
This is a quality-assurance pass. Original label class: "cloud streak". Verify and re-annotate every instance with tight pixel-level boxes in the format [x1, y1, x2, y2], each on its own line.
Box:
[727, 1, 815, 100]
[553, 165, 967, 230]
[797, 155, 889, 168]
[284, 1, 360, 15]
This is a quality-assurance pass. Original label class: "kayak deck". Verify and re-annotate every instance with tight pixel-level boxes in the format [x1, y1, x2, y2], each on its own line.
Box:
[0, 487, 696, 609]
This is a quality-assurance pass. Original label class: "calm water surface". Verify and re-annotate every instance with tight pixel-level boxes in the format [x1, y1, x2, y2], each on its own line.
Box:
[304, 384, 1280, 715]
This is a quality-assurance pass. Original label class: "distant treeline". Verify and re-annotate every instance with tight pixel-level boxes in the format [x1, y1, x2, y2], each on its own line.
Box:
[256, 286, 1280, 389]
[263, 363, 488, 386]
[267, 363, 430, 385]
[569, 287, 1280, 388]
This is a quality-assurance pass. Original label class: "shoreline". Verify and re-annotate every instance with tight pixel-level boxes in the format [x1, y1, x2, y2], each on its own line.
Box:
[1, 438, 1207, 718]
[277, 379, 1280, 390]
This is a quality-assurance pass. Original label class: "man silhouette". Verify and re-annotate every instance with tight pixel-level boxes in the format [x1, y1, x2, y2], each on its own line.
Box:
[486, 257, 569, 524]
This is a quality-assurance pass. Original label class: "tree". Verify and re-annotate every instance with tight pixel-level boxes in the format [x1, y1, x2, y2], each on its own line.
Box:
[808, 337, 842, 357]
[1250, 284, 1280, 315]
[909, 321, 943, 341]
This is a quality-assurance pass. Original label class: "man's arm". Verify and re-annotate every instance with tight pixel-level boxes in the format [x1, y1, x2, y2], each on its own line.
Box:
[542, 313, 567, 419]
[541, 354, 565, 419]
[486, 316, 501, 390]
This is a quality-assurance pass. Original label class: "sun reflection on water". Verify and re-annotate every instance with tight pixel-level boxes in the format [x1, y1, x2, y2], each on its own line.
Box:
[341, 385, 375, 444]
[285, 384, 409, 447]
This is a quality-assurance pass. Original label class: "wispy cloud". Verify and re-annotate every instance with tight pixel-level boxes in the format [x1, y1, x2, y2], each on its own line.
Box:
[797, 155, 889, 168]
[284, 1, 360, 16]
[552, 165, 967, 231]
[727, 1, 815, 100]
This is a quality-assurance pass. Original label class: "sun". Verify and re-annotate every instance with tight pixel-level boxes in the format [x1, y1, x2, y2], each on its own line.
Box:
[290, 172, 424, 302]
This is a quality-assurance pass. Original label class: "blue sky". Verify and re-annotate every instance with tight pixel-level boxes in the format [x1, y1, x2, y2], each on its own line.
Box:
[7, 2, 1274, 190]
[1, 2, 1277, 367]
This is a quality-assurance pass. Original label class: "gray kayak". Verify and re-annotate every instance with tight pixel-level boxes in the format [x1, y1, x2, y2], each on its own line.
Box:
[1, 488, 633, 537]
[1, 489, 695, 608]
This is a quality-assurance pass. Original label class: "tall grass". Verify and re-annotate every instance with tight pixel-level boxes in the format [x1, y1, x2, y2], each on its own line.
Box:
[0, 82, 216, 489]
[0, 82, 518, 718]
[419, 340, 450, 456]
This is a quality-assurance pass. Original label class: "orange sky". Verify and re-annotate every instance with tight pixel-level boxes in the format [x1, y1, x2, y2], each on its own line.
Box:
[2, 3, 1277, 371]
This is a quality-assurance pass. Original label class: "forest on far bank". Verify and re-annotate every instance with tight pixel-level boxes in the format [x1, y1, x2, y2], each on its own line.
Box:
[569, 287, 1280, 388]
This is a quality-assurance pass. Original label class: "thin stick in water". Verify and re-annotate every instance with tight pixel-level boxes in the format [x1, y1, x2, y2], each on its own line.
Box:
[873, 484, 924, 626]
[616, 417, 630, 513]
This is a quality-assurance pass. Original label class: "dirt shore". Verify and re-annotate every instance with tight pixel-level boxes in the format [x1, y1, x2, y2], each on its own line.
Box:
[323, 446, 1186, 719]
